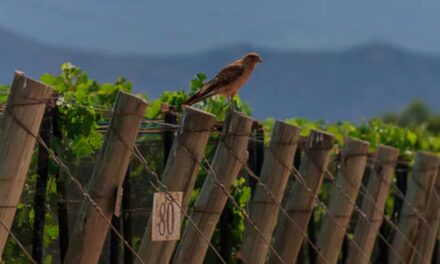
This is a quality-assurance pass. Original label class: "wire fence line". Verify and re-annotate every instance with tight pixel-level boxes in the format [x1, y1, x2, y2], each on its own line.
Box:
[266, 146, 374, 264]
[354, 164, 428, 262]
[0, 218, 36, 263]
[3, 95, 440, 264]
[132, 145, 228, 264]
[178, 140, 288, 264]
[4, 106, 146, 263]
[221, 139, 333, 264]
[265, 142, 435, 264]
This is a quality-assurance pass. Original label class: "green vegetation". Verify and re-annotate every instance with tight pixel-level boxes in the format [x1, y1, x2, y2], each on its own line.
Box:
[2, 63, 440, 262]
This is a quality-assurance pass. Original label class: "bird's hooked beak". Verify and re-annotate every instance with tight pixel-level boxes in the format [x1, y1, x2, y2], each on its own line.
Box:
[257, 57, 263, 63]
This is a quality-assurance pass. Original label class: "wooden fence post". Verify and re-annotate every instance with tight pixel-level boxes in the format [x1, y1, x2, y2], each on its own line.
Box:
[135, 107, 216, 264]
[346, 145, 398, 264]
[377, 158, 410, 262]
[241, 121, 301, 264]
[32, 109, 53, 263]
[111, 166, 132, 264]
[315, 138, 370, 264]
[110, 214, 121, 264]
[122, 167, 133, 264]
[53, 105, 70, 263]
[0, 72, 52, 257]
[410, 166, 440, 263]
[270, 129, 335, 264]
[389, 151, 440, 264]
[173, 111, 253, 264]
[248, 121, 265, 193]
[163, 106, 177, 166]
[64, 91, 147, 264]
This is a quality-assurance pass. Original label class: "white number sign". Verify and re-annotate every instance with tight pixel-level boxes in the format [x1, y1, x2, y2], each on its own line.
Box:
[152, 192, 182, 241]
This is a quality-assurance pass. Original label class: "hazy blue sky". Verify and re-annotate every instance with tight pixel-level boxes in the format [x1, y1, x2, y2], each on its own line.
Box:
[1, 0, 439, 54]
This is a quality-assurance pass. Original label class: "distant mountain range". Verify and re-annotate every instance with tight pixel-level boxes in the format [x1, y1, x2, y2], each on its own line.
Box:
[1, 26, 440, 122]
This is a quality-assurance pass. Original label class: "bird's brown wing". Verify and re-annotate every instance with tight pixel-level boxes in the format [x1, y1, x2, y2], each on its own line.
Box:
[184, 64, 245, 105]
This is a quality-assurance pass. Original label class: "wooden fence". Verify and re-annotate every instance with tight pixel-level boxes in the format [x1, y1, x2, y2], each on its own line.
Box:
[1, 72, 440, 264]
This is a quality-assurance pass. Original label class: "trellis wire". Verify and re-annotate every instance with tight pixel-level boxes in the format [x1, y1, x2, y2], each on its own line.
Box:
[132, 146, 228, 264]
[0, 218, 36, 263]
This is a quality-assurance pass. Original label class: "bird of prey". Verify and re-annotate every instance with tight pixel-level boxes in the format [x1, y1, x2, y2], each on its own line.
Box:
[183, 52, 262, 110]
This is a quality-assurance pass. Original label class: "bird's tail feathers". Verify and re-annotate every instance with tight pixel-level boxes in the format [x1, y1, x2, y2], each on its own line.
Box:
[183, 85, 214, 106]
[183, 92, 209, 106]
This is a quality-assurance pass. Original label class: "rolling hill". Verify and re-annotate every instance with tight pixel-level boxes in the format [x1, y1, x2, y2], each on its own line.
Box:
[1, 26, 440, 122]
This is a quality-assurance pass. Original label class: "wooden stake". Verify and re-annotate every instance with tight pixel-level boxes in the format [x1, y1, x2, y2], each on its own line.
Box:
[122, 167, 133, 264]
[135, 107, 216, 264]
[270, 129, 334, 264]
[32, 110, 53, 263]
[389, 151, 440, 264]
[346, 145, 398, 264]
[64, 91, 147, 264]
[173, 111, 253, 264]
[316, 138, 370, 264]
[241, 121, 301, 264]
[410, 165, 440, 263]
[0, 72, 52, 256]
[53, 105, 69, 263]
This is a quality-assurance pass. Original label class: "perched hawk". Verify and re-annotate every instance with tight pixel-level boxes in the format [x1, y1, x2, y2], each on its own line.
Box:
[184, 52, 262, 109]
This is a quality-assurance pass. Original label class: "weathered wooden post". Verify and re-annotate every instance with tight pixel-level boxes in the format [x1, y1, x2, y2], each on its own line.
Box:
[53, 105, 69, 263]
[315, 138, 370, 264]
[122, 168, 133, 264]
[32, 109, 53, 263]
[346, 145, 398, 264]
[0, 72, 52, 257]
[270, 130, 335, 264]
[389, 151, 440, 264]
[241, 121, 301, 263]
[64, 91, 147, 264]
[173, 111, 253, 264]
[410, 167, 440, 263]
[247, 121, 265, 192]
[163, 106, 177, 166]
[110, 214, 122, 264]
[135, 107, 216, 264]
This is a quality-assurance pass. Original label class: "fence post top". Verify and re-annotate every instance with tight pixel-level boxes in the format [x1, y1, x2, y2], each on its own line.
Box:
[415, 151, 440, 159]
[413, 151, 440, 170]
[271, 120, 301, 143]
[306, 129, 335, 150]
[224, 111, 254, 133]
[309, 128, 334, 139]
[376, 144, 399, 153]
[116, 90, 148, 104]
[344, 137, 370, 148]
[182, 106, 216, 119]
[11, 71, 53, 99]
[273, 120, 301, 131]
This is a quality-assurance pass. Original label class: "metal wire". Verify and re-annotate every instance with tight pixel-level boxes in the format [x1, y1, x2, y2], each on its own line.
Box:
[178, 142, 287, 264]
[132, 146, 228, 264]
[0, 218, 36, 263]
[3, 106, 146, 264]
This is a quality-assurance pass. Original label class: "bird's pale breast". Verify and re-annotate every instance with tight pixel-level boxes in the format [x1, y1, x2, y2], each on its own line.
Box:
[220, 65, 255, 96]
